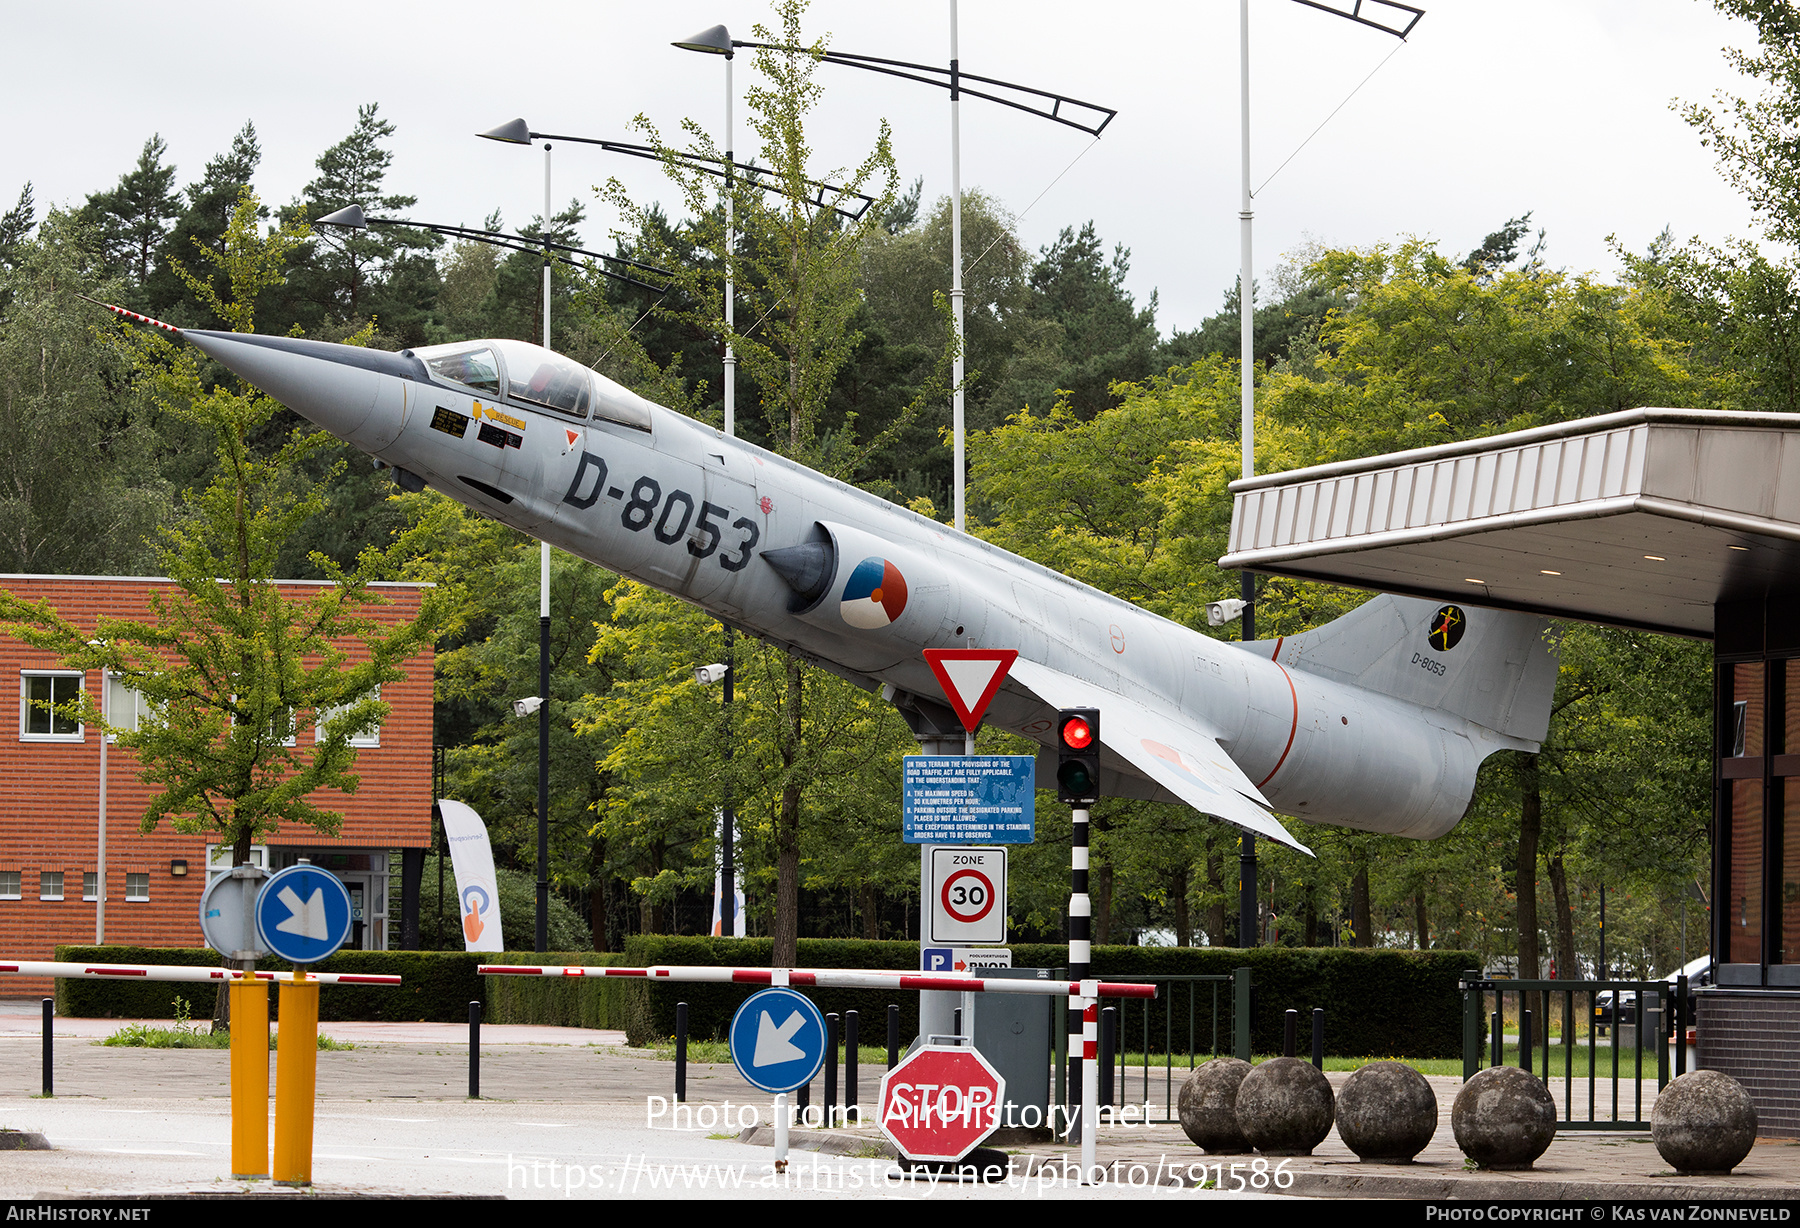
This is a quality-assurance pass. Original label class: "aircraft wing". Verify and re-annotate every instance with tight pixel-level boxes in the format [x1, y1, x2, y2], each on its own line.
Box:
[1007, 658, 1312, 856]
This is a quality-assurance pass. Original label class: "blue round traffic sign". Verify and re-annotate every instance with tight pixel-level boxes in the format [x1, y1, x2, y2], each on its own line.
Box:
[255, 864, 353, 964]
[729, 987, 827, 1094]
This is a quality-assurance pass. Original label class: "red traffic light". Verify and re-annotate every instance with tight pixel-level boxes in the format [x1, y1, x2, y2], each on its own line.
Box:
[1060, 714, 1094, 750]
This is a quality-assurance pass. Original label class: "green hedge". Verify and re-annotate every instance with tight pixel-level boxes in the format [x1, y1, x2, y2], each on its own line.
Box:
[574, 941, 1471, 1057]
[51, 942, 1474, 1057]
[1005, 945, 1474, 1059]
[481, 952, 630, 1028]
[53, 946, 489, 1023]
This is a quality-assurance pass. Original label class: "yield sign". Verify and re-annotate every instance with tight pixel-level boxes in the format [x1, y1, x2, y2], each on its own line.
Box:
[922, 649, 1018, 732]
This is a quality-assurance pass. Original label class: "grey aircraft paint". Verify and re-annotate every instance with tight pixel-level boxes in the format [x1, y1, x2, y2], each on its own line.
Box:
[162, 320, 1557, 855]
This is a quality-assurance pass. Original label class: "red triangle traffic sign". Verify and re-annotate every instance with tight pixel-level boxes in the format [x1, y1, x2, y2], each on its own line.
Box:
[922, 648, 1019, 732]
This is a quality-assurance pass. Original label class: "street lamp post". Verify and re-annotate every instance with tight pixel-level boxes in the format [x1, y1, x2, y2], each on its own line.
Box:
[667, 28, 742, 941]
[1233, 0, 1423, 950]
[676, 15, 1114, 534]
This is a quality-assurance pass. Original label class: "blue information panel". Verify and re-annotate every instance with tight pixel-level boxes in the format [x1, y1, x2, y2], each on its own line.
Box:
[902, 755, 1036, 844]
[729, 988, 826, 1094]
[255, 864, 353, 965]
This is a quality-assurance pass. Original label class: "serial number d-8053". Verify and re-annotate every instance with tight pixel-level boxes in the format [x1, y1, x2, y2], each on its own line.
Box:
[561, 451, 760, 571]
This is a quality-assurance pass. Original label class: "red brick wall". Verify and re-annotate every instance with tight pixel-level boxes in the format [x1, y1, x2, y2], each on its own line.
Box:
[0, 575, 432, 990]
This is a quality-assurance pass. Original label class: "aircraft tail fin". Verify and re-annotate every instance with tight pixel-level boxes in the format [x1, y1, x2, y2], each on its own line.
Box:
[1244, 595, 1558, 745]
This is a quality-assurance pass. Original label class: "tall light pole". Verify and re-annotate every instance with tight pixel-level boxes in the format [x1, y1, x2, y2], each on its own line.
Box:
[1234, 0, 1422, 950]
[476, 121, 557, 954]
[676, 17, 1114, 534]
[319, 203, 669, 956]
[669, 26, 742, 940]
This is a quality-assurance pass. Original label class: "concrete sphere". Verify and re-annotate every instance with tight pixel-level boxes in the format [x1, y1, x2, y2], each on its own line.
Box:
[1177, 1057, 1253, 1153]
[1336, 1060, 1438, 1163]
[1235, 1057, 1336, 1156]
[1451, 1066, 1557, 1170]
[1652, 1070, 1758, 1175]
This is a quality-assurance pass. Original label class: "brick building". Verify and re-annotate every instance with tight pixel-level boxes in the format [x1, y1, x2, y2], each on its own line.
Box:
[0, 575, 433, 992]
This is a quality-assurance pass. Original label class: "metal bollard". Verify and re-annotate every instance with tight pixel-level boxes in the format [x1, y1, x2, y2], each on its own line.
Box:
[1520, 1009, 1533, 1072]
[824, 1013, 839, 1126]
[1098, 1006, 1116, 1111]
[468, 1000, 481, 1099]
[887, 1003, 899, 1070]
[844, 1010, 859, 1123]
[675, 1001, 688, 1104]
[40, 998, 52, 1097]
[797, 1075, 810, 1120]
[1284, 1008, 1297, 1058]
[1311, 1007, 1324, 1070]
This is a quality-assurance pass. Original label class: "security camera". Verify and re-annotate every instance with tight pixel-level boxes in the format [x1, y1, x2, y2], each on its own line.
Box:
[510, 696, 545, 718]
[1206, 599, 1248, 628]
[694, 663, 730, 686]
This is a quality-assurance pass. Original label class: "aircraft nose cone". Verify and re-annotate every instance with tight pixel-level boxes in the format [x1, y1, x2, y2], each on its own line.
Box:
[184, 330, 411, 442]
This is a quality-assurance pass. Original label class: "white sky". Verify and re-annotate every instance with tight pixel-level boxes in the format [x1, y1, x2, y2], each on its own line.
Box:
[0, 1, 1767, 334]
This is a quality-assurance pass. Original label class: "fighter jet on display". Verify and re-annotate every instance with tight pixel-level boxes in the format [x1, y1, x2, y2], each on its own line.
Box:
[103, 306, 1558, 854]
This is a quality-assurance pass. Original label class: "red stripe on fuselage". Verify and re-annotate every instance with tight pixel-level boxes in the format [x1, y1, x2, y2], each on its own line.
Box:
[1254, 662, 1300, 790]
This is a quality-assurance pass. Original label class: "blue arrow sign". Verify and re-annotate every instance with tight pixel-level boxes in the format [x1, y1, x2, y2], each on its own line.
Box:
[255, 864, 353, 965]
[728, 987, 826, 1094]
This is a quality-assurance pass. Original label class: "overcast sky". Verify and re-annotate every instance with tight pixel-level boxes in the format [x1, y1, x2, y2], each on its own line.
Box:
[1, 1, 1768, 334]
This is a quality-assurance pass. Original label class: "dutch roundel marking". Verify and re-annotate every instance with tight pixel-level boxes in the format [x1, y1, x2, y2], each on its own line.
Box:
[1427, 605, 1467, 652]
[840, 557, 908, 629]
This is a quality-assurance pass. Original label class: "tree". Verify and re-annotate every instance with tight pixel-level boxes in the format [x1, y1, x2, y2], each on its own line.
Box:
[0, 209, 172, 574]
[286, 103, 439, 341]
[145, 122, 262, 324]
[83, 135, 182, 288]
[601, 0, 952, 966]
[987, 221, 1158, 422]
[0, 190, 448, 871]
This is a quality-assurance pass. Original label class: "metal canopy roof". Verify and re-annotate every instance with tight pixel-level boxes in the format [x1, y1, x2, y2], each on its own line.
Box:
[1220, 409, 1800, 638]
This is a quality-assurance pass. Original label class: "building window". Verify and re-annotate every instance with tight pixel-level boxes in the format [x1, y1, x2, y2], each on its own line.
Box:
[82, 872, 97, 901]
[125, 873, 148, 902]
[104, 674, 153, 737]
[0, 872, 19, 900]
[20, 672, 82, 740]
[317, 686, 381, 748]
[39, 872, 62, 901]
[206, 845, 267, 878]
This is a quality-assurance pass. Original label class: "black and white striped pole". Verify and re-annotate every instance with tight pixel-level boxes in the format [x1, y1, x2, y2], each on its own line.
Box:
[1056, 709, 1101, 1171]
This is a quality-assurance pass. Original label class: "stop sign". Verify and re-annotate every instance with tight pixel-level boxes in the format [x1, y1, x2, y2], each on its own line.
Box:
[878, 1045, 1006, 1161]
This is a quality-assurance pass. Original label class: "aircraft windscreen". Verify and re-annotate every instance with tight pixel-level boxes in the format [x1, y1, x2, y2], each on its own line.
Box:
[490, 339, 591, 418]
[417, 344, 502, 397]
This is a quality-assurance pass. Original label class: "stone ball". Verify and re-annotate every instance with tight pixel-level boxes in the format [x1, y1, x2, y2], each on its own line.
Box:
[1336, 1060, 1438, 1163]
[1177, 1057, 1253, 1153]
[1651, 1070, 1757, 1175]
[1235, 1057, 1335, 1156]
[1451, 1066, 1556, 1170]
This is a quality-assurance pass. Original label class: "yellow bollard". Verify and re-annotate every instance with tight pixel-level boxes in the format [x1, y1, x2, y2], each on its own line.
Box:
[271, 968, 320, 1185]
[229, 977, 270, 1179]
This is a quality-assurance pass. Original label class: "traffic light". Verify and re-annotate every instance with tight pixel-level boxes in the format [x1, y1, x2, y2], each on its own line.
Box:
[1056, 708, 1101, 804]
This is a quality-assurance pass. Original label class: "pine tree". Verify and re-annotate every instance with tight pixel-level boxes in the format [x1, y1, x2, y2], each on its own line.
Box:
[84, 135, 182, 287]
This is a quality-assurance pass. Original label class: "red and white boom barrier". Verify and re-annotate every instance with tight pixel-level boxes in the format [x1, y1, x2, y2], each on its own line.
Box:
[0, 960, 400, 986]
[480, 964, 1156, 999]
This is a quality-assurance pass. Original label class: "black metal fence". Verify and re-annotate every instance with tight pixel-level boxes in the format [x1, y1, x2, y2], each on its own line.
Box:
[1460, 971, 1689, 1131]
[1079, 972, 1240, 1124]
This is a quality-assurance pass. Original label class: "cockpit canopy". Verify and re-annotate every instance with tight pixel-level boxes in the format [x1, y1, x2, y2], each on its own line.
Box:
[411, 339, 655, 430]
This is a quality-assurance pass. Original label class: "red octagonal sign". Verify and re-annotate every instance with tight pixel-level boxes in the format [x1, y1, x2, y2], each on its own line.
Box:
[878, 1045, 1006, 1161]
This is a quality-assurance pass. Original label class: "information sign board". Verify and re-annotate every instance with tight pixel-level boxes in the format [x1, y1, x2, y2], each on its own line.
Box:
[902, 756, 1035, 844]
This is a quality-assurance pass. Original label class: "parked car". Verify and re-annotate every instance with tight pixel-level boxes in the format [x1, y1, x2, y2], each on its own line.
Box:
[1593, 989, 1637, 1036]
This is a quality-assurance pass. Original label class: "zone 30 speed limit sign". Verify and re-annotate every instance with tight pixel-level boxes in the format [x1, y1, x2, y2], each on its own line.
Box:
[928, 847, 1007, 945]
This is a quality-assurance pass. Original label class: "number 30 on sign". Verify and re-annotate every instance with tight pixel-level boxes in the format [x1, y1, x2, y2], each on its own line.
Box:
[927, 847, 1007, 946]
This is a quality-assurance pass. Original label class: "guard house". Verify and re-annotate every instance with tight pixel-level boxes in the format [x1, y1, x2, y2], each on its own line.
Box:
[1222, 407, 1800, 1133]
[0, 575, 434, 993]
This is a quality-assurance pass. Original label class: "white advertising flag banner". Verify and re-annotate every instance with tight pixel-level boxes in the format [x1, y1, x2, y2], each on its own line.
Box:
[436, 799, 504, 952]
